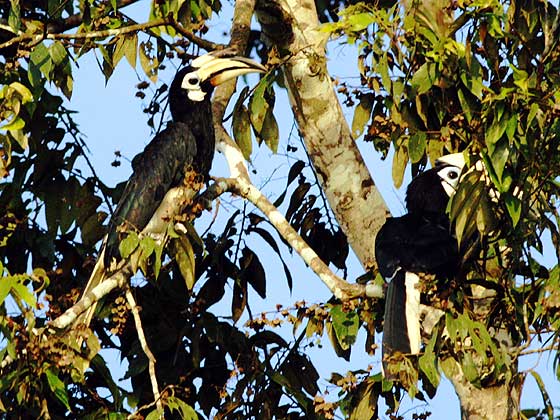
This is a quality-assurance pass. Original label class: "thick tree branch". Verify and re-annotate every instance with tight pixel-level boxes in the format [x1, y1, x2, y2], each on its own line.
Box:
[209, 119, 382, 299]
[207, 176, 382, 300]
[255, 0, 390, 270]
[49, 267, 131, 330]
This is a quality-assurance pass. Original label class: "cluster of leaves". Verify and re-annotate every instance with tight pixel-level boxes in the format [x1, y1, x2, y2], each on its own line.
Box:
[323, 0, 560, 413]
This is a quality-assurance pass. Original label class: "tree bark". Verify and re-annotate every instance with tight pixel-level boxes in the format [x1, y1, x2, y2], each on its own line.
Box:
[255, 0, 390, 270]
[444, 357, 523, 420]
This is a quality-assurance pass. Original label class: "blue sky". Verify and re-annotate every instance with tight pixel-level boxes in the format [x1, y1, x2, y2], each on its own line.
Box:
[65, 2, 558, 418]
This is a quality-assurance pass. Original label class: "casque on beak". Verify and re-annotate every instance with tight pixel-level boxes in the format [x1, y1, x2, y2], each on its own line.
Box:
[192, 51, 267, 86]
[435, 152, 466, 170]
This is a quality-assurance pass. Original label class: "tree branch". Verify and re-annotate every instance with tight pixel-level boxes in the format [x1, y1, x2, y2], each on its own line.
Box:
[255, 0, 390, 270]
[125, 287, 162, 414]
[49, 266, 131, 330]
[0, 17, 222, 52]
[204, 176, 383, 300]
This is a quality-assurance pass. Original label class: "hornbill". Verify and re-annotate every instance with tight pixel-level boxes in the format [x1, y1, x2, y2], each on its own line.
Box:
[77, 52, 266, 329]
[375, 153, 466, 373]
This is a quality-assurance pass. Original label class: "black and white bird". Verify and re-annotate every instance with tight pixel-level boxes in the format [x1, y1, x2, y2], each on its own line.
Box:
[375, 153, 465, 370]
[74, 51, 266, 329]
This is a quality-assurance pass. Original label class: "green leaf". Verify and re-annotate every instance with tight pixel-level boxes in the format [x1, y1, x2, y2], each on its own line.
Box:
[231, 277, 247, 323]
[418, 331, 440, 389]
[232, 104, 252, 160]
[45, 368, 71, 411]
[486, 111, 508, 147]
[12, 280, 36, 307]
[139, 41, 158, 82]
[2, 116, 25, 131]
[248, 77, 270, 133]
[348, 381, 377, 420]
[125, 34, 138, 68]
[240, 248, 266, 298]
[530, 370, 554, 418]
[0, 276, 13, 305]
[119, 232, 139, 259]
[392, 143, 408, 188]
[8, 0, 20, 32]
[10, 82, 33, 103]
[460, 352, 480, 385]
[154, 240, 164, 279]
[330, 304, 359, 350]
[170, 236, 196, 289]
[262, 109, 279, 153]
[489, 139, 509, 183]
[351, 93, 374, 137]
[49, 42, 67, 66]
[145, 409, 164, 420]
[167, 396, 198, 420]
[346, 12, 375, 32]
[408, 132, 426, 163]
[139, 236, 155, 258]
[411, 62, 437, 95]
[504, 194, 521, 227]
[449, 170, 484, 245]
[29, 43, 50, 83]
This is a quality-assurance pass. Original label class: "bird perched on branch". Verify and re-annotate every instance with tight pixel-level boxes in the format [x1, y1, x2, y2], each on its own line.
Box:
[375, 153, 466, 376]
[76, 51, 266, 330]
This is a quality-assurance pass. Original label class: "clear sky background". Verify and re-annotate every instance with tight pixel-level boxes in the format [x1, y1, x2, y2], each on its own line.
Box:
[65, 1, 558, 418]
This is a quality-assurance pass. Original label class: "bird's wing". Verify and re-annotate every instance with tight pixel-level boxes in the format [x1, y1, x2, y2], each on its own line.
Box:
[76, 123, 197, 330]
[375, 214, 458, 279]
[376, 214, 458, 370]
[104, 122, 197, 265]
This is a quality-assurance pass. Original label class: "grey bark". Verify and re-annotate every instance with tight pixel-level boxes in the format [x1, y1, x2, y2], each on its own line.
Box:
[255, 0, 390, 271]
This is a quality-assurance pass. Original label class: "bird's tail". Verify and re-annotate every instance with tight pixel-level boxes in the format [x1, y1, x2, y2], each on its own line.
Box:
[76, 248, 107, 331]
[382, 270, 421, 377]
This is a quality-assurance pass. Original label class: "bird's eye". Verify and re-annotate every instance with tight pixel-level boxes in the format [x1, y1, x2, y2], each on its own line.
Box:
[447, 169, 459, 179]
[184, 74, 199, 86]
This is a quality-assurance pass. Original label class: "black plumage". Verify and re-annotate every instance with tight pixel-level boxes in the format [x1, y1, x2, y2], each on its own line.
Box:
[104, 66, 215, 264]
[76, 52, 266, 329]
[375, 156, 464, 370]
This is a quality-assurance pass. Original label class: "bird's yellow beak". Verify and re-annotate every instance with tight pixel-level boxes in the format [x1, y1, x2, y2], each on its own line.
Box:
[192, 52, 267, 86]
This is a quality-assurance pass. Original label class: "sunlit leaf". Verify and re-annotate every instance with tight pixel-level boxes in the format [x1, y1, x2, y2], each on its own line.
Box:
[330, 304, 359, 351]
[408, 132, 426, 163]
[119, 232, 139, 259]
[233, 104, 252, 160]
[352, 93, 374, 137]
[392, 143, 408, 188]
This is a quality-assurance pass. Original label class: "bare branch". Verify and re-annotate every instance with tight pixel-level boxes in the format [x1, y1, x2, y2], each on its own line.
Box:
[125, 288, 162, 414]
[0, 17, 223, 52]
[207, 176, 383, 300]
[49, 267, 130, 330]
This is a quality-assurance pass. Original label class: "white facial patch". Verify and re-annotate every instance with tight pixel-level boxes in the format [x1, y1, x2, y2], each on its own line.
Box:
[437, 166, 462, 197]
[181, 71, 206, 102]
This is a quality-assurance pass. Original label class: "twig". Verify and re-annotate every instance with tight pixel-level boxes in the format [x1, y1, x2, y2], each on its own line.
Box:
[518, 344, 558, 357]
[0, 17, 223, 52]
[125, 287, 163, 415]
[167, 20, 225, 51]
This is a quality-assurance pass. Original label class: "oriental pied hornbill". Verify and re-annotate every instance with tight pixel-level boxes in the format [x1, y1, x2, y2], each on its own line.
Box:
[77, 52, 266, 329]
[375, 153, 466, 371]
